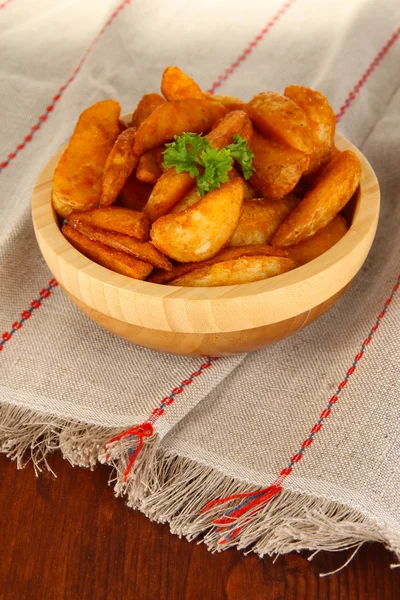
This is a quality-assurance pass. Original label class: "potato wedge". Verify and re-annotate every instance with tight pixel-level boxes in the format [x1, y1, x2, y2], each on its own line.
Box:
[69, 221, 172, 271]
[170, 256, 297, 287]
[208, 110, 253, 146]
[101, 127, 138, 206]
[161, 66, 204, 101]
[136, 147, 165, 183]
[205, 92, 246, 111]
[149, 244, 288, 284]
[62, 225, 152, 280]
[144, 169, 195, 222]
[131, 93, 166, 128]
[68, 206, 150, 241]
[249, 131, 310, 199]
[229, 196, 300, 246]
[143, 111, 252, 222]
[52, 100, 121, 218]
[286, 215, 347, 265]
[284, 85, 335, 174]
[272, 150, 361, 246]
[134, 98, 228, 155]
[247, 92, 314, 154]
[171, 169, 258, 215]
[151, 179, 244, 262]
[118, 175, 153, 212]
[302, 145, 342, 189]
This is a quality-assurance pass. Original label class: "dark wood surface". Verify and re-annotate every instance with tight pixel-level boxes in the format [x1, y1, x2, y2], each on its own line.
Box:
[0, 453, 398, 600]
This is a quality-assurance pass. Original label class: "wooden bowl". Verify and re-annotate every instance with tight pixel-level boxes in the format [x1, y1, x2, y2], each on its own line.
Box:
[32, 133, 379, 356]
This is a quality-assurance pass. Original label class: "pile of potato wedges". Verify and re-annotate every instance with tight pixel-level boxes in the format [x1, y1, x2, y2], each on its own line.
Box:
[52, 66, 361, 287]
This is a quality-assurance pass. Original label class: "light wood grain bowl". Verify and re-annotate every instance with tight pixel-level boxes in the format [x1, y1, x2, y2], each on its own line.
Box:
[32, 131, 379, 356]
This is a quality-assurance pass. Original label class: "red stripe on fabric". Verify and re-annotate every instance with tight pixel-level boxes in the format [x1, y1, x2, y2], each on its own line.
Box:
[103, 357, 220, 481]
[0, 280, 58, 353]
[207, 0, 297, 94]
[336, 27, 400, 121]
[204, 274, 400, 542]
[0, 0, 131, 172]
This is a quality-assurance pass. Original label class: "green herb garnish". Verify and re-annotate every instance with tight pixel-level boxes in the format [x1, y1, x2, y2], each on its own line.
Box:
[162, 132, 254, 196]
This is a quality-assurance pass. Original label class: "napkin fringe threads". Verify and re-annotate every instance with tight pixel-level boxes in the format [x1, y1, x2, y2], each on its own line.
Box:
[1, 401, 400, 565]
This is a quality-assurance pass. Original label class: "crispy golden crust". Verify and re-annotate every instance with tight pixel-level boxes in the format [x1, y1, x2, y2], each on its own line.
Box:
[247, 92, 314, 154]
[271, 150, 361, 247]
[136, 147, 165, 184]
[69, 222, 172, 271]
[133, 98, 228, 155]
[169, 256, 297, 287]
[229, 196, 300, 246]
[286, 215, 348, 265]
[284, 85, 335, 174]
[131, 93, 166, 129]
[207, 110, 253, 147]
[68, 206, 150, 241]
[148, 244, 288, 284]
[143, 169, 195, 223]
[249, 131, 310, 199]
[150, 179, 244, 263]
[161, 66, 204, 101]
[51, 100, 121, 218]
[100, 127, 138, 206]
[62, 225, 153, 280]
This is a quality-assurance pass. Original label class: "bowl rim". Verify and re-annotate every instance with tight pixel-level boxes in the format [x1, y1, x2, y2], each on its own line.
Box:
[32, 131, 380, 333]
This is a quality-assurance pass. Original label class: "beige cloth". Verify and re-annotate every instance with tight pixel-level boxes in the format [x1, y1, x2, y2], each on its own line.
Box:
[1, 0, 399, 559]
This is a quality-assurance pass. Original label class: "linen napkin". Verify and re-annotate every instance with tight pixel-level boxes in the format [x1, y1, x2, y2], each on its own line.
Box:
[1, 0, 399, 559]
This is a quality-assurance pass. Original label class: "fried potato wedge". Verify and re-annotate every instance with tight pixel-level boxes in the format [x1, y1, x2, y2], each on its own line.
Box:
[149, 244, 288, 284]
[249, 131, 310, 199]
[144, 169, 195, 222]
[136, 147, 165, 184]
[171, 168, 258, 215]
[284, 85, 335, 174]
[68, 206, 150, 241]
[170, 255, 297, 287]
[151, 179, 244, 262]
[161, 66, 204, 101]
[247, 92, 314, 154]
[205, 92, 246, 111]
[52, 100, 121, 218]
[101, 127, 138, 206]
[301, 145, 342, 189]
[286, 215, 347, 265]
[118, 175, 153, 212]
[208, 110, 253, 147]
[69, 221, 172, 271]
[229, 196, 300, 246]
[134, 98, 228, 155]
[62, 225, 153, 280]
[272, 150, 361, 246]
[143, 111, 252, 222]
[131, 93, 166, 128]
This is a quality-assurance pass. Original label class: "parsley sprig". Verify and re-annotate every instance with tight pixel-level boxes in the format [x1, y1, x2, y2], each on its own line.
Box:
[162, 132, 254, 197]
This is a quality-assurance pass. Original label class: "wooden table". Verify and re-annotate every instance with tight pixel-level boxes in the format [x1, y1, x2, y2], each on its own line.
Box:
[1, 453, 399, 599]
